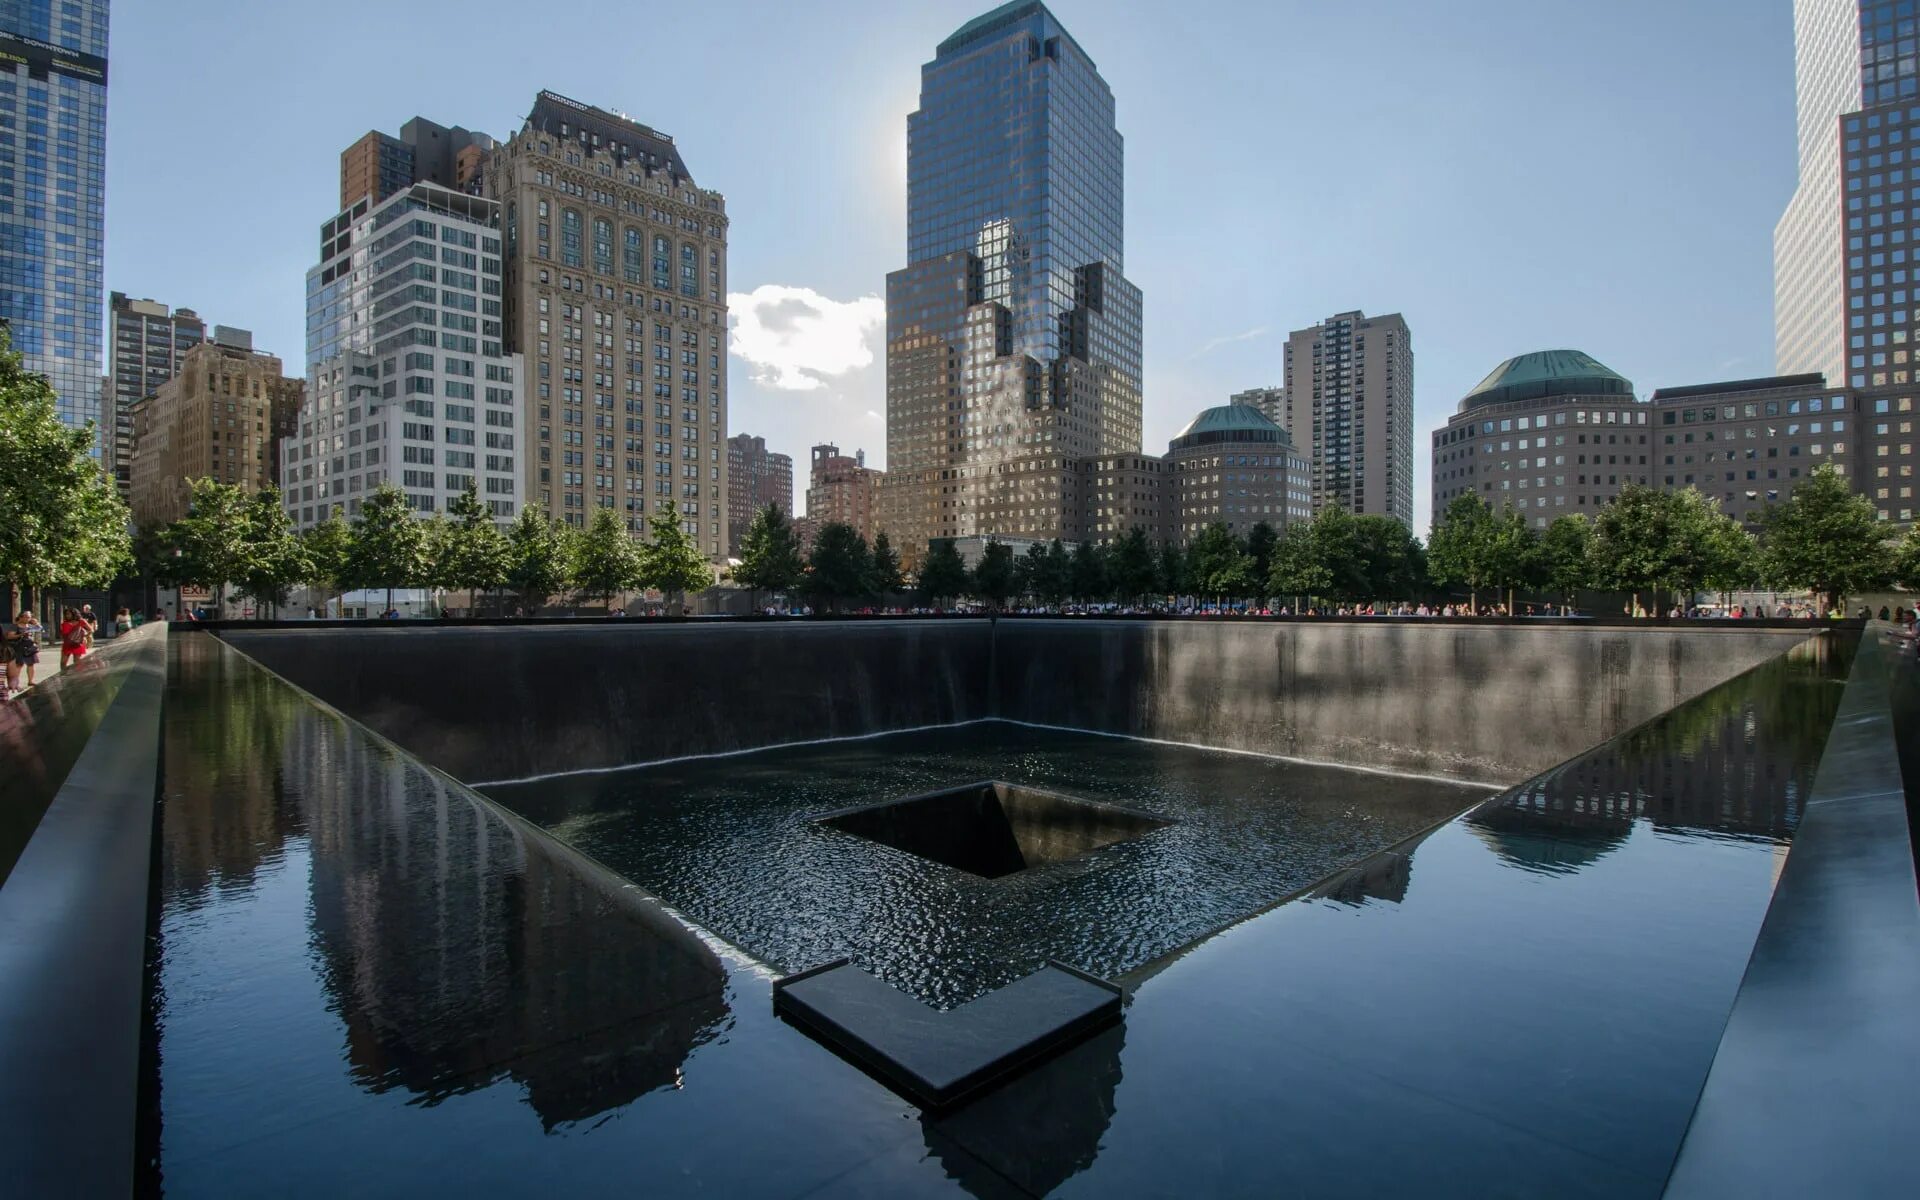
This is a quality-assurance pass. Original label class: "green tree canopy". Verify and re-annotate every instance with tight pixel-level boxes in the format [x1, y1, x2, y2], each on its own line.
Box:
[1186, 523, 1253, 600]
[1268, 520, 1332, 607]
[232, 486, 309, 618]
[0, 330, 131, 596]
[1535, 514, 1594, 608]
[1759, 464, 1892, 612]
[917, 539, 970, 606]
[869, 530, 904, 596]
[343, 483, 428, 613]
[571, 505, 646, 606]
[300, 516, 353, 602]
[1350, 514, 1427, 601]
[504, 502, 569, 614]
[1157, 539, 1188, 597]
[1069, 539, 1109, 602]
[1244, 522, 1279, 593]
[642, 499, 715, 613]
[972, 538, 1017, 609]
[734, 503, 805, 606]
[437, 483, 510, 605]
[804, 522, 871, 612]
[1109, 527, 1158, 603]
[169, 478, 257, 614]
[1427, 493, 1498, 608]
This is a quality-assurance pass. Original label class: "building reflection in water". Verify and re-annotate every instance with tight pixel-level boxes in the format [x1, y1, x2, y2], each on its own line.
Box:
[159, 635, 730, 1132]
[1464, 633, 1848, 874]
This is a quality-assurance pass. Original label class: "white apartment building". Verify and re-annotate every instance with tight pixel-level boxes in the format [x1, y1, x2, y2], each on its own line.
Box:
[282, 182, 524, 528]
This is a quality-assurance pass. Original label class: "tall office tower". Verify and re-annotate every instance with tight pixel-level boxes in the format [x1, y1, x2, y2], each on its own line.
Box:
[805, 443, 883, 543]
[725, 433, 793, 556]
[128, 336, 301, 527]
[1229, 386, 1285, 428]
[339, 117, 494, 210]
[105, 292, 206, 495]
[485, 91, 729, 558]
[280, 182, 524, 530]
[883, 2, 1144, 566]
[1775, 1, 1867, 384]
[0, 4, 109, 439]
[1281, 311, 1414, 525]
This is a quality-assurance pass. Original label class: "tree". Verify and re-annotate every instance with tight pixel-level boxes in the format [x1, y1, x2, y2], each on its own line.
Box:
[1157, 539, 1188, 598]
[169, 478, 256, 617]
[1307, 505, 1367, 601]
[1760, 464, 1892, 613]
[0, 329, 131, 604]
[1186, 523, 1253, 602]
[1069, 539, 1109, 603]
[437, 483, 510, 612]
[1590, 484, 1683, 613]
[344, 483, 428, 615]
[917, 539, 970, 606]
[1040, 539, 1073, 605]
[641, 499, 714, 614]
[1695, 502, 1760, 606]
[1351, 514, 1427, 602]
[505, 502, 569, 614]
[1479, 505, 1535, 614]
[1110, 527, 1159, 604]
[869, 530, 904, 598]
[734, 503, 805, 610]
[232, 486, 309, 618]
[1268, 521, 1331, 610]
[1535, 515, 1594, 610]
[1428, 493, 1496, 610]
[972, 539, 1017, 610]
[571, 505, 646, 607]
[804, 522, 871, 613]
[301, 516, 353, 610]
[1244, 522, 1279, 595]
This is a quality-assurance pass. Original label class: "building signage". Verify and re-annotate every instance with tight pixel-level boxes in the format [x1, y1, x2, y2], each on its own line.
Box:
[0, 30, 107, 86]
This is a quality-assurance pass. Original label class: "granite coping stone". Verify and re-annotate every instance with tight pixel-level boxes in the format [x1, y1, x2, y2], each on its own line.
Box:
[773, 959, 1122, 1110]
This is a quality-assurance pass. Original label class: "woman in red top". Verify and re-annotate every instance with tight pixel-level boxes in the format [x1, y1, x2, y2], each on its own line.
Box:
[58, 607, 91, 669]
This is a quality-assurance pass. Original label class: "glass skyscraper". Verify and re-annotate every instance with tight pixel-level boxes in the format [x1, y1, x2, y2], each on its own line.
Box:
[883, 1, 1143, 561]
[0, 1, 109, 441]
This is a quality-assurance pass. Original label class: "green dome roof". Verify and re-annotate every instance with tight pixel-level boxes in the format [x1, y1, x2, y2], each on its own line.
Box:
[1170, 402, 1292, 451]
[1460, 350, 1634, 413]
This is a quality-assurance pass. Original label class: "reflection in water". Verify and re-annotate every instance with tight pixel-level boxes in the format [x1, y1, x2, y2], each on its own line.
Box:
[923, 1022, 1125, 1198]
[1462, 635, 1851, 875]
[154, 635, 729, 1141]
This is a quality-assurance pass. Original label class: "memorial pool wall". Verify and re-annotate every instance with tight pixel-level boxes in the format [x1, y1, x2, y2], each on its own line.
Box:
[220, 618, 1816, 786]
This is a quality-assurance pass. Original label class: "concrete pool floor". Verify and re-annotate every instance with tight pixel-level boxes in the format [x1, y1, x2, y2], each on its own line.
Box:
[145, 631, 1851, 1197]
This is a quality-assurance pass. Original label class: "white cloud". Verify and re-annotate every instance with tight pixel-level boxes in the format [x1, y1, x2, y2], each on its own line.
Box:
[728, 284, 884, 391]
[1190, 326, 1268, 359]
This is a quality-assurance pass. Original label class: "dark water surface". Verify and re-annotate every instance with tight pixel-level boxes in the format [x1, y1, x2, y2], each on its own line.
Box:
[484, 725, 1490, 1007]
[147, 631, 1852, 1198]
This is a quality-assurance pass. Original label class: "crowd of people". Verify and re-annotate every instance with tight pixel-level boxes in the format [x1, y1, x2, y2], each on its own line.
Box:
[0, 602, 140, 702]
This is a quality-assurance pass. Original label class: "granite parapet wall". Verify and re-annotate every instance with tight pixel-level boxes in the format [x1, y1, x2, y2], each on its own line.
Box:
[991, 620, 1815, 783]
[220, 620, 995, 784]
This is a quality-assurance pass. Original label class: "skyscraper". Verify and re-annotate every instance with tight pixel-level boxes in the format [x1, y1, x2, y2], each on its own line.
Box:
[1281, 310, 1414, 525]
[1775, 1, 1868, 386]
[0, 4, 109, 439]
[280, 182, 523, 529]
[484, 91, 730, 558]
[726, 433, 792, 556]
[883, 1, 1143, 565]
[105, 292, 206, 496]
[338, 117, 493, 210]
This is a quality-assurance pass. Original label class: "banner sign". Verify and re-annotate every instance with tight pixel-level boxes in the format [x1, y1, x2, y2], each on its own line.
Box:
[0, 30, 107, 86]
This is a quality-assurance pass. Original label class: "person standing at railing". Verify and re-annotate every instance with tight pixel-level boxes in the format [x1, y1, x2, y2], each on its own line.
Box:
[4, 611, 44, 697]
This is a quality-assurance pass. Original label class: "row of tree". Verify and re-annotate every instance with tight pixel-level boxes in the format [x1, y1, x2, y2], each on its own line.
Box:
[151, 479, 714, 615]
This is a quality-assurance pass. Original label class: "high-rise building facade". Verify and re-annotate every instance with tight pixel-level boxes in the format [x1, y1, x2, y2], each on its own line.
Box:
[129, 338, 302, 526]
[485, 91, 729, 557]
[726, 433, 792, 556]
[0, 4, 109, 438]
[805, 443, 883, 543]
[883, 2, 1144, 565]
[1281, 311, 1414, 525]
[1168, 402, 1311, 540]
[1229, 386, 1285, 429]
[280, 181, 523, 528]
[339, 117, 493, 210]
[105, 292, 206, 495]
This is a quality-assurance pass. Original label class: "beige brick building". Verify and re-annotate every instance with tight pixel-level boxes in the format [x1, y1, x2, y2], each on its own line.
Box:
[483, 91, 729, 558]
[129, 339, 303, 526]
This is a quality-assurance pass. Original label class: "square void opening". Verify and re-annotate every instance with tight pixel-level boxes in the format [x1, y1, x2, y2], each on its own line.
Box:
[818, 780, 1173, 879]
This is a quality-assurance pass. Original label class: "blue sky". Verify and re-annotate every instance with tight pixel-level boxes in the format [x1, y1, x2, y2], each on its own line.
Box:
[104, 0, 1793, 532]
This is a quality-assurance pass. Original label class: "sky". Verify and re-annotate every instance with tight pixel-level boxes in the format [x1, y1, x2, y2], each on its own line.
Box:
[103, 0, 1796, 533]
